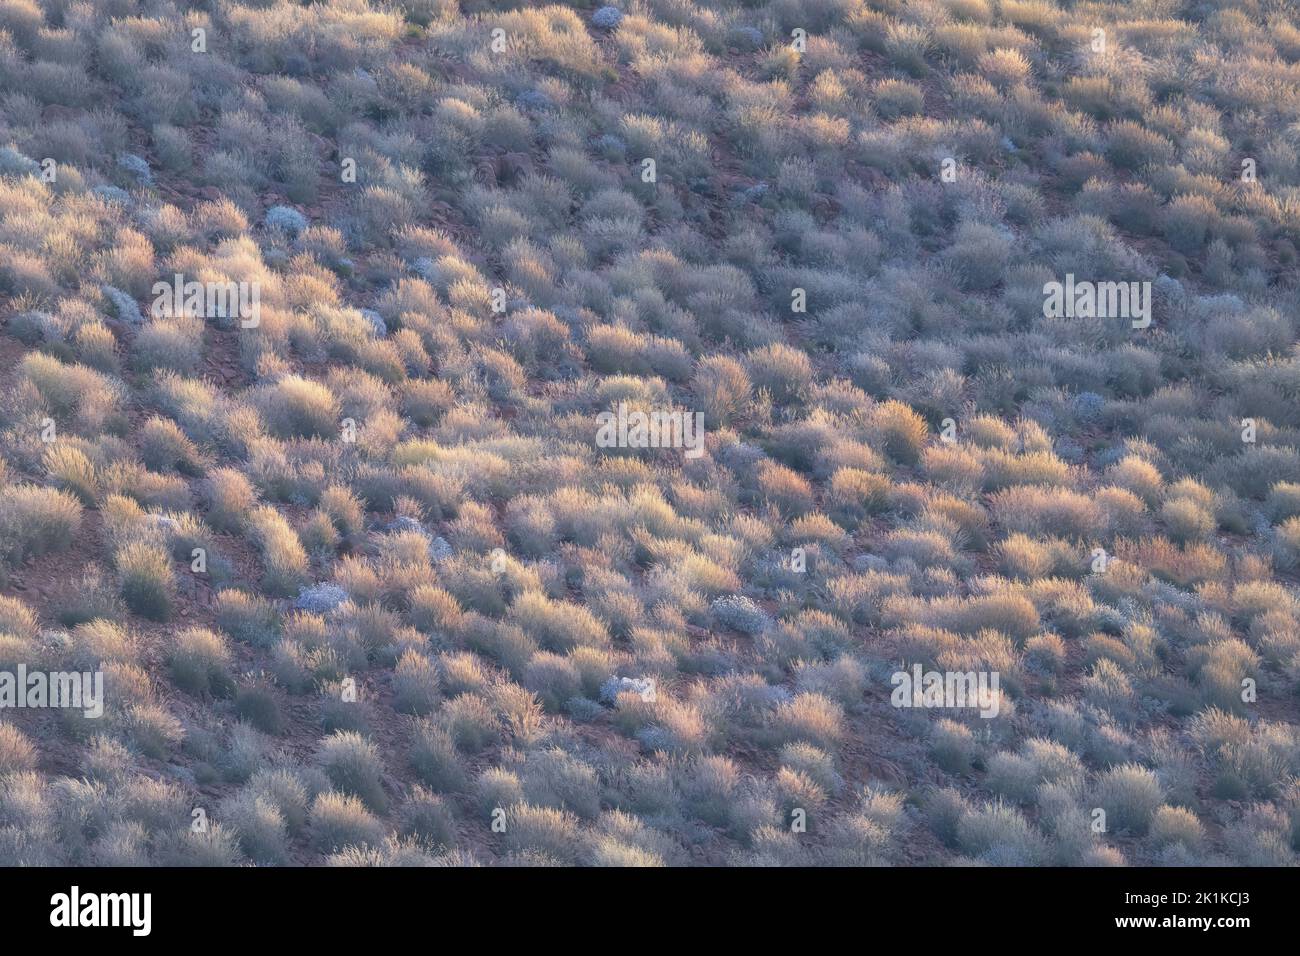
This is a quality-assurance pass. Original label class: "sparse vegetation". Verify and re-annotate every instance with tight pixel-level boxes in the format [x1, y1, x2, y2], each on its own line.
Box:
[0, 0, 1295, 871]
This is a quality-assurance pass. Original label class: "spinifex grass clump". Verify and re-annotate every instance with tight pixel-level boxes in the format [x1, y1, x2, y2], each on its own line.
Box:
[115, 541, 176, 621]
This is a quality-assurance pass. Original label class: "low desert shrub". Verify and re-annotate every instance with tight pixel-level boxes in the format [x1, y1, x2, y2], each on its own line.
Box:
[115, 541, 175, 621]
[317, 732, 388, 814]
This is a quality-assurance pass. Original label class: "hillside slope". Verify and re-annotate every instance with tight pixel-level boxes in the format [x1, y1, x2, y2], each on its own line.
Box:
[1, 0, 1300, 866]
